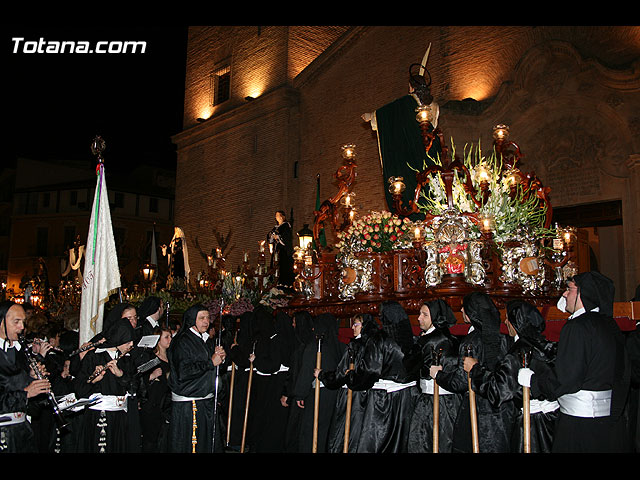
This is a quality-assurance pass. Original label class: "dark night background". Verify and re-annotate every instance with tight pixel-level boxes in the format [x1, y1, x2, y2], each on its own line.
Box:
[1, 25, 188, 173]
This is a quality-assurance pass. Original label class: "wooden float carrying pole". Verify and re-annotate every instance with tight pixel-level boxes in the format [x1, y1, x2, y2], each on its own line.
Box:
[465, 344, 479, 453]
[521, 349, 532, 453]
[343, 348, 355, 453]
[240, 341, 256, 453]
[432, 347, 443, 453]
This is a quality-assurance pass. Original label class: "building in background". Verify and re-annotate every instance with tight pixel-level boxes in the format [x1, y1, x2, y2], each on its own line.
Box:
[5, 157, 175, 298]
[172, 25, 640, 301]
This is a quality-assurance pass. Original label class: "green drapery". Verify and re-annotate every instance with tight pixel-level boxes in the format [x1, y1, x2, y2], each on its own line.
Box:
[375, 94, 440, 220]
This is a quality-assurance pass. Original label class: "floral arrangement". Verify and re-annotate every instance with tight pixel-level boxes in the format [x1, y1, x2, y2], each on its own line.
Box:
[259, 287, 291, 312]
[203, 296, 254, 322]
[414, 140, 554, 244]
[335, 210, 415, 254]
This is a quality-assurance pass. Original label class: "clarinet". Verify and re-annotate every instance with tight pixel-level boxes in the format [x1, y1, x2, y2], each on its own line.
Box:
[18, 335, 69, 431]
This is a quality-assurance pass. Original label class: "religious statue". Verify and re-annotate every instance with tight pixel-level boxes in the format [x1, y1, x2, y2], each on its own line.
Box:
[362, 43, 441, 218]
[267, 210, 294, 290]
[61, 235, 85, 283]
[439, 243, 467, 274]
[161, 226, 191, 291]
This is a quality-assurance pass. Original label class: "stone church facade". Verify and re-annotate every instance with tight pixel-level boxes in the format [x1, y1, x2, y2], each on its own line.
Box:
[172, 26, 640, 301]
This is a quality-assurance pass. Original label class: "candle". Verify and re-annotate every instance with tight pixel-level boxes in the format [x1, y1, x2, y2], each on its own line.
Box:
[414, 227, 421, 240]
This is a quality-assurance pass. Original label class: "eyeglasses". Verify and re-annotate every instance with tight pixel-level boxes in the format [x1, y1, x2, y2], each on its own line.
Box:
[123, 315, 139, 321]
[351, 322, 362, 328]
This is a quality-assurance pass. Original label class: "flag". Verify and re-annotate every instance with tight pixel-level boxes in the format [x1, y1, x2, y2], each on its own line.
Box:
[78, 162, 121, 345]
[151, 223, 158, 267]
[313, 173, 327, 250]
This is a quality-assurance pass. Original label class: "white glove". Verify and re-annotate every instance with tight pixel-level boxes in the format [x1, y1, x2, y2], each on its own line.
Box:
[518, 367, 534, 388]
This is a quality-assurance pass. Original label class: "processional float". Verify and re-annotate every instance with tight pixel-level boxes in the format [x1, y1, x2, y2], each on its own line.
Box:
[284, 112, 577, 319]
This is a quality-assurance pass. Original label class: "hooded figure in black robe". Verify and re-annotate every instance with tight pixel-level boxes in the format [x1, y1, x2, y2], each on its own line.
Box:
[245, 306, 278, 452]
[406, 299, 461, 453]
[465, 299, 559, 452]
[529, 271, 631, 452]
[167, 304, 226, 453]
[434, 291, 515, 453]
[253, 309, 295, 452]
[500, 300, 560, 452]
[292, 312, 345, 452]
[320, 313, 378, 453]
[137, 296, 164, 337]
[213, 312, 237, 449]
[227, 310, 256, 450]
[283, 310, 315, 452]
[345, 301, 419, 453]
[74, 317, 136, 453]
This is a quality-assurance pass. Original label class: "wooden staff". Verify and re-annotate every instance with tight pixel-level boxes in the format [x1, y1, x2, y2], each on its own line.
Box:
[432, 347, 443, 453]
[465, 344, 479, 453]
[343, 347, 355, 453]
[226, 361, 236, 446]
[521, 349, 532, 453]
[240, 341, 256, 453]
[312, 334, 323, 453]
[225, 331, 238, 446]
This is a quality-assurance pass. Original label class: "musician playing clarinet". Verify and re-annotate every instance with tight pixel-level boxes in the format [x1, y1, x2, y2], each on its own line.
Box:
[0, 301, 50, 453]
[73, 317, 136, 453]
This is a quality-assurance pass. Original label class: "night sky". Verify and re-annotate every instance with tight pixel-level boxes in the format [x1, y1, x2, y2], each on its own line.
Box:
[1, 25, 188, 173]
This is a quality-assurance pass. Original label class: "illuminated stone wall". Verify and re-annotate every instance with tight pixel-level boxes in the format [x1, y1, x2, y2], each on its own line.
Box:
[174, 26, 640, 298]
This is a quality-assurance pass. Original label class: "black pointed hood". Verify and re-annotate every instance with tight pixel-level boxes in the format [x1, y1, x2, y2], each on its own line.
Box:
[463, 292, 502, 370]
[425, 298, 457, 331]
[572, 271, 615, 317]
[380, 301, 414, 355]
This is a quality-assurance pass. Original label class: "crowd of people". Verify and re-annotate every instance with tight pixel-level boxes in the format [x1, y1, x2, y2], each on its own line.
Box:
[0, 270, 638, 454]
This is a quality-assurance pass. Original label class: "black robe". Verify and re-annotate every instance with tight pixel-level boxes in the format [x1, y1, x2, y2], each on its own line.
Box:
[291, 313, 346, 453]
[73, 348, 135, 453]
[0, 342, 36, 453]
[344, 328, 419, 453]
[227, 311, 256, 450]
[31, 348, 74, 453]
[321, 335, 368, 453]
[436, 328, 516, 453]
[138, 356, 171, 453]
[251, 310, 295, 453]
[282, 311, 315, 452]
[167, 317, 222, 453]
[406, 327, 461, 453]
[470, 335, 559, 453]
[532, 309, 630, 452]
[271, 221, 294, 288]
